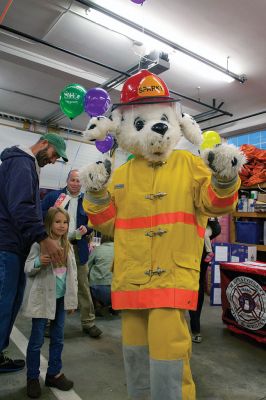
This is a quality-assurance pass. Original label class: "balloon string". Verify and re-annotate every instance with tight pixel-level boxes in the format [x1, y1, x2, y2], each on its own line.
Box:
[137, 5, 146, 71]
[67, 119, 72, 135]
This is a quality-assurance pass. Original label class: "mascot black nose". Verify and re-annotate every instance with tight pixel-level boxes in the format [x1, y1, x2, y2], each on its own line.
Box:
[152, 123, 168, 136]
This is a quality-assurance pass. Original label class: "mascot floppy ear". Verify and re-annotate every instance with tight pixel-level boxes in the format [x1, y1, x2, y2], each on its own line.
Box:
[83, 115, 119, 141]
[179, 113, 202, 146]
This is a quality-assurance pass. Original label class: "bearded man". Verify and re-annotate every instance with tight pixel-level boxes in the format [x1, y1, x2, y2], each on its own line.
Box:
[0, 133, 68, 373]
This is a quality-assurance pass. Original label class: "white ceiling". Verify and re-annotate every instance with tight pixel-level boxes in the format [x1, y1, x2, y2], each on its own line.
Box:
[1, 0, 266, 138]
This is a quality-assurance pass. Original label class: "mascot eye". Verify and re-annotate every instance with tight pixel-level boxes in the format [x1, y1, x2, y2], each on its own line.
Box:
[161, 114, 169, 122]
[134, 117, 145, 131]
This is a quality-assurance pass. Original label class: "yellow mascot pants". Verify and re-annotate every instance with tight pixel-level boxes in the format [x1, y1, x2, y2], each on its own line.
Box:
[122, 308, 195, 400]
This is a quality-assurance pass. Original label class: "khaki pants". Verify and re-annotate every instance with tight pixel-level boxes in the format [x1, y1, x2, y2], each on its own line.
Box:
[74, 246, 95, 328]
[122, 308, 195, 400]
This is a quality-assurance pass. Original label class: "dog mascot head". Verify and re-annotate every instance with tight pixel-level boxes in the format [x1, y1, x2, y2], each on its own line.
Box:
[84, 69, 202, 162]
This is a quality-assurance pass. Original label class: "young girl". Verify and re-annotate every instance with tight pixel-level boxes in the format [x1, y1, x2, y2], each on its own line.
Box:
[22, 207, 78, 399]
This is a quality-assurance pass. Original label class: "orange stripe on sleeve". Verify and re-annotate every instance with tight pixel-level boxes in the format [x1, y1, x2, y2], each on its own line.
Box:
[89, 203, 116, 226]
[208, 185, 238, 207]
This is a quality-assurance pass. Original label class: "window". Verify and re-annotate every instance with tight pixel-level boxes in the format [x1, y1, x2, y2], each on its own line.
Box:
[227, 130, 266, 149]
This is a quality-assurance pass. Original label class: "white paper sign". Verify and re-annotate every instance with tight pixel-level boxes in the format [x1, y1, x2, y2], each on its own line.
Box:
[214, 264, 221, 284]
[215, 246, 229, 261]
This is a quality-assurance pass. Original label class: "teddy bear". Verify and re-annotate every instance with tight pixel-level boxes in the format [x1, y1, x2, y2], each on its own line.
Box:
[80, 70, 246, 400]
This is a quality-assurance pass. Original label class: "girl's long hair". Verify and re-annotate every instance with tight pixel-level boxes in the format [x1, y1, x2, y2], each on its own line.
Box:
[45, 207, 70, 263]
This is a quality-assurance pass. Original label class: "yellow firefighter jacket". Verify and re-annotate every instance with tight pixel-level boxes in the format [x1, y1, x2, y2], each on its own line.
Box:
[83, 150, 240, 311]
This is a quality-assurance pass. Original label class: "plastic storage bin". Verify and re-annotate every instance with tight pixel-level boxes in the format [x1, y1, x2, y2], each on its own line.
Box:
[235, 221, 263, 244]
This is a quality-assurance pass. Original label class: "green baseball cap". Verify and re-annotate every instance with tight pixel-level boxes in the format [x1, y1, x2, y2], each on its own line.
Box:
[40, 133, 68, 162]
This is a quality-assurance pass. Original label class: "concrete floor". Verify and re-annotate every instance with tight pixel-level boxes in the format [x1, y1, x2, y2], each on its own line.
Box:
[0, 298, 265, 400]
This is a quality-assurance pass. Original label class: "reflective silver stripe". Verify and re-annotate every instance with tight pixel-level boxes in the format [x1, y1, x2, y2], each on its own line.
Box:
[145, 229, 167, 237]
[144, 267, 166, 277]
[84, 192, 110, 205]
[150, 358, 183, 400]
[123, 345, 150, 399]
[145, 192, 167, 200]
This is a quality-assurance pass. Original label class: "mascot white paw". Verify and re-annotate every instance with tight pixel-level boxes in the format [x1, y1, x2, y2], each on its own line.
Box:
[83, 116, 115, 141]
[201, 143, 246, 182]
[80, 159, 112, 192]
[180, 113, 202, 146]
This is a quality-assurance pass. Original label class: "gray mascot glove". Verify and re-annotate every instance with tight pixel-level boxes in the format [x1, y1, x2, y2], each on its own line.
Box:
[201, 143, 246, 187]
[80, 159, 112, 194]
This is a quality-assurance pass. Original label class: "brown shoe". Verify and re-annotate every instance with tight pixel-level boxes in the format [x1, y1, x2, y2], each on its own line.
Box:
[45, 373, 73, 391]
[83, 325, 102, 338]
[27, 378, 41, 398]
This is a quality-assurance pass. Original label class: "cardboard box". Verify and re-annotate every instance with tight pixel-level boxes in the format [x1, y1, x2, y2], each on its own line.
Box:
[230, 243, 257, 262]
[214, 242, 257, 262]
[257, 193, 266, 203]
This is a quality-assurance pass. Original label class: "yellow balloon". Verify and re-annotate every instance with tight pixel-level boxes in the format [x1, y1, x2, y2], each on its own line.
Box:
[200, 130, 221, 150]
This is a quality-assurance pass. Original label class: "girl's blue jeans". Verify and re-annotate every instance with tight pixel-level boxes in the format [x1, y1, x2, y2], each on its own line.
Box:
[26, 297, 66, 379]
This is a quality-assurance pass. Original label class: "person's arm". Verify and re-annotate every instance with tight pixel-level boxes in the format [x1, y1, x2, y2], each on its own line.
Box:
[39, 237, 64, 265]
[209, 218, 222, 240]
[87, 250, 96, 270]
[192, 155, 241, 217]
[6, 158, 48, 244]
[25, 243, 42, 276]
[41, 190, 58, 219]
[7, 158, 64, 264]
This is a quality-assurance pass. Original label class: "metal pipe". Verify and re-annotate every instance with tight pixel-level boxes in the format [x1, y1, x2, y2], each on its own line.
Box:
[0, 24, 131, 77]
[204, 111, 266, 129]
[194, 110, 218, 119]
[76, 0, 247, 84]
[169, 89, 233, 116]
[197, 113, 228, 124]
[0, 88, 58, 105]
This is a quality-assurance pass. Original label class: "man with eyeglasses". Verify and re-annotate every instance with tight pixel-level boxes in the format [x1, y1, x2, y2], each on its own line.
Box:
[0, 133, 68, 373]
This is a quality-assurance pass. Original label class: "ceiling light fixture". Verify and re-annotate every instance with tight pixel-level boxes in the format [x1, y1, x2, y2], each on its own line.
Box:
[78, 0, 247, 84]
[84, 8, 171, 54]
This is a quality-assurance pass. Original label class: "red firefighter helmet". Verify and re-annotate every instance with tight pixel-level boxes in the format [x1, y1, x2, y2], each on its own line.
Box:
[115, 70, 176, 107]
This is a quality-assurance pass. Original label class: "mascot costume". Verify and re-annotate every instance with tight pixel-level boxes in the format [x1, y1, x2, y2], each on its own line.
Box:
[80, 70, 245, 400]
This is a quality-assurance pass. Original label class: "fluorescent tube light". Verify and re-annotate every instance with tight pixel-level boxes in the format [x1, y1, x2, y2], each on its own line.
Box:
[81, 2, 246, 83]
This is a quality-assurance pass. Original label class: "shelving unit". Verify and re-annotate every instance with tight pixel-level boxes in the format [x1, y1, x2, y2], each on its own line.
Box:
[230, 183, 266, 252]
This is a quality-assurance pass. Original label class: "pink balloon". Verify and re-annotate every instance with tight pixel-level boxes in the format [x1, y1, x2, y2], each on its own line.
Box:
[95, 134, 114, 153]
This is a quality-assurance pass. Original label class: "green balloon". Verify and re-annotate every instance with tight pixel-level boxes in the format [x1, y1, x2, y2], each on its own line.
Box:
[59, 83, 86, 119]
[127, 154, 135, 161]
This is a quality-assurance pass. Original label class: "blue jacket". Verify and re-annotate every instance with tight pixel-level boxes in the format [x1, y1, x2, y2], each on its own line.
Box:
[41, 187, 91, 265]
[0, 146, 47, 257]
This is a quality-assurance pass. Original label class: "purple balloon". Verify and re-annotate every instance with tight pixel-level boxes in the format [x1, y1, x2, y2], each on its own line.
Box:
[131, 0, 146, 4]
[95, 134, 114, 153]
[84, 87, 111, 117]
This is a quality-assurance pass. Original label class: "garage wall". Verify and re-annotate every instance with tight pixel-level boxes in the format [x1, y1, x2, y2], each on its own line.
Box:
[0, 125, 101, 189]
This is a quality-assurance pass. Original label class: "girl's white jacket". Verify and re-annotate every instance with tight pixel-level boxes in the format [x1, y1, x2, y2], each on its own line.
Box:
[21, 242, 78, 320]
